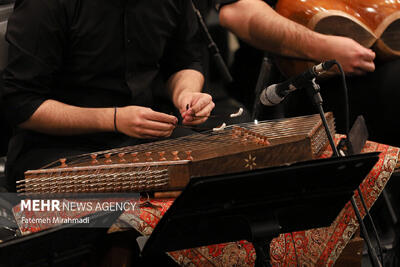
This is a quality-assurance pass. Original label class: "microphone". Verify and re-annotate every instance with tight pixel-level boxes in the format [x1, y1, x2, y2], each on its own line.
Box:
[260, 60, 336, 106]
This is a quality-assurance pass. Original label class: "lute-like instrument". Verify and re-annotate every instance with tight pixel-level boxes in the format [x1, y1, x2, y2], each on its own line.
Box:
[275, 0, 400, 76]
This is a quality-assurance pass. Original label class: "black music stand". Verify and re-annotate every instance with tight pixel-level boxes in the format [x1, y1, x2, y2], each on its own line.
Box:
[138, 152, 380, 267]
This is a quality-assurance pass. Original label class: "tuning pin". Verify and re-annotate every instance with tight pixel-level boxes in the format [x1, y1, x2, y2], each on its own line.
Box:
[251, 135, 259, 144]
[238, 127, 246, 136]
[104, 153, 112, 164]
[59, 158, 68, 168]
[131, 152, 139, 162]
[241, 132, 249, 143]
[256, 137, 263, 144]
[262, 137, 271, 145]
[118, 153, 126, 163]
[158, 151, 166, 161]
[233, 126, 241, 132]
[185, 150, 193, 161]
[145, 152, 153, 161]
[172, 151, 180, 161]
[90, 154, 98, 165]
[256, 134, 263, 144]
[231, 128, 239, 138]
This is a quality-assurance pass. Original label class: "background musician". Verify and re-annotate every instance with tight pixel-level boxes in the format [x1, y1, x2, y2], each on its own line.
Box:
[1, 0, 214, 191]
[217, 0, 376, 75]
[215, 0, 400, 148]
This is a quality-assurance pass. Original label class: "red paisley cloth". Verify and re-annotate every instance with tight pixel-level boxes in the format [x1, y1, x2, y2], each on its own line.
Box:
[13, 137, 399, 266]
[119, 138, 399, 267]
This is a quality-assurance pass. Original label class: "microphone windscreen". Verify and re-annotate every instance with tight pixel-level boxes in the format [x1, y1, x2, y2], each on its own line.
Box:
[260, 84, 282, 106]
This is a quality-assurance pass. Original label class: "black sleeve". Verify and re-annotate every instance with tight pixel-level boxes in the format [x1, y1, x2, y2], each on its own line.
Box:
[1, 0, 67, 126]
[161, 0, 203, 79]
[214, 0, 239, 11]
[214, 0, 276, 10]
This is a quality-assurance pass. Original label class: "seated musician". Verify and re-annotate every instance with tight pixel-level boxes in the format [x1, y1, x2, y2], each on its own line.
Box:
[1, 0, 215, 191]
[215, 0, 400, 147]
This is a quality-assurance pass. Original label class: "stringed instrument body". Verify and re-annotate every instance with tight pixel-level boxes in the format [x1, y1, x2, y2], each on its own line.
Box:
[275, 0, 400, 76]
[18, 113, 335, 195]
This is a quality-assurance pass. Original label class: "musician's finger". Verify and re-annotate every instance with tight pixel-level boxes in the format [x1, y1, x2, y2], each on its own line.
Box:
[180, 108, 195, 123]
[144, 109, 178, 125]
[183, 109, 213, 125]
[191, 101, 215, 118]
[183, 101, 214, 123]
[180, 106, 192, 118]
[183, 104, 214, 125]
[137, 128, 173, 138]
[181, 108, 195, 118]
[358, 60, 375, 73]
[362, 49, 376, 61]
[189, 94, 213, 115]
[140, 120, 176, 131]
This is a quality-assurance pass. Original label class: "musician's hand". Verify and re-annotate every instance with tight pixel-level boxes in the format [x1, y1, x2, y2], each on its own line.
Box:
[323, 35, 375, 75]
[116, 106, 177, 138]
[178, 92, 215, 125]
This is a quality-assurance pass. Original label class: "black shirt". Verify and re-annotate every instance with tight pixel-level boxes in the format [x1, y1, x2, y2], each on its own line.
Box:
[2, 0, 202, 126]
[214, 0, 276, 10]
[1, 0, 203, 189]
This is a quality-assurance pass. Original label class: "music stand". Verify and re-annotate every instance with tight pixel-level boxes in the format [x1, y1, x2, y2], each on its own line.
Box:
[138, 152, 380, 267]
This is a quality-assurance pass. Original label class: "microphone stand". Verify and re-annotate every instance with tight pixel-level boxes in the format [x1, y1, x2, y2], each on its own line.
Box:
[190, 1, 233, 83]
[305, 79, 339, 157]
[304, 79, 383, 267]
